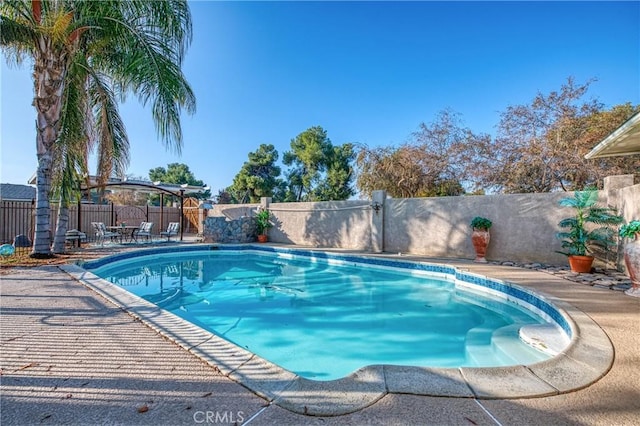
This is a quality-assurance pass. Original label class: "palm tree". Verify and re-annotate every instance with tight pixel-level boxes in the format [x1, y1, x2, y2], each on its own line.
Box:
[1, 0, 196, 257]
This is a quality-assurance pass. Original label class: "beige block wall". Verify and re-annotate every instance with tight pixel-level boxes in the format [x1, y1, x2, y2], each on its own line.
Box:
[268, 200, 372, 249]
[208, 204, 260, 220]
[205, 178, 638, 267]
[384, 192, 570, 264]
[618, 183, 640, 224]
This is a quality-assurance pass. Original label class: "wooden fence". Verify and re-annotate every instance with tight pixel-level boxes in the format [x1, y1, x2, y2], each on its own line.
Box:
[0, 201, 188, 244]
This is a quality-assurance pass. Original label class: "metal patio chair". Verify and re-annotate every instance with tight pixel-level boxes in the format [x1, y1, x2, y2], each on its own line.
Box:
[134, 221, 154, 243]
[91, 222, 119, 246]
[160, 222, 179, 241]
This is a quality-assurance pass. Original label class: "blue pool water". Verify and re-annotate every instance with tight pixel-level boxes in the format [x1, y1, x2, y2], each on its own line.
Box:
[90, 248, 554, 380]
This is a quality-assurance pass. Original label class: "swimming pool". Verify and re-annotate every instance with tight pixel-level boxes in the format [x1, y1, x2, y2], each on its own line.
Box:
[84, 245, 569, 381]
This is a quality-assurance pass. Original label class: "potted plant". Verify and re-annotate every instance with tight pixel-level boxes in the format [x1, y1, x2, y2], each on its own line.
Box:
[619, 220, 640, 296]
[556, 189, 623, 273]
[470, 216, 492, 263]
[255, 209, 273, 243]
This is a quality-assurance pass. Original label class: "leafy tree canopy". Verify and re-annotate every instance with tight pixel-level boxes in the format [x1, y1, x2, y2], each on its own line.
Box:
[149, 163, 210, 202]
[220, 127, 355, 204]
[228, 144, 282, 203]
[356, 78, 638, 197]
[282, 126, 355, 202]
[356, 109, 471, 198]
[467, 78, 639, 193]
[313, 143, 356, 201]
[215, 188, 235, 204]
[150, 163, 205, 186]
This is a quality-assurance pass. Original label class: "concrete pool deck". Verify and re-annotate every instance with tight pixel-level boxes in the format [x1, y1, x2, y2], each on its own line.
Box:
[1, 247, 639, 425]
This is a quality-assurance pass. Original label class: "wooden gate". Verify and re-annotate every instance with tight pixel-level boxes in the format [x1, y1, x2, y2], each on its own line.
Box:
[183, 198, 200, 233]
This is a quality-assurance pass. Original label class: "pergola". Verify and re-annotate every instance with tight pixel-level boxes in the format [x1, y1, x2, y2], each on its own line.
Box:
[78, 178, 209, 241]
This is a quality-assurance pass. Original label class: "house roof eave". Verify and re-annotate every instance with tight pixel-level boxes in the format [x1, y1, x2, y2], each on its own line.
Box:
[585, 112, 640, 159]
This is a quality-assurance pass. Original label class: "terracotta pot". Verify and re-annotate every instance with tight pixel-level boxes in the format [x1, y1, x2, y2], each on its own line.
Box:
[623, 237, 640, 296]
[257, 234, 268, 243]
[471, 229, 490, 263]
[568, 255, 594, 273]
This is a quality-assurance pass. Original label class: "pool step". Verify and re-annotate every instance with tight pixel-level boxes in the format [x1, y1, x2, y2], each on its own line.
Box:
[491, 324, 548, 364]
[519, 324, 569, 356]
[465, 318, 514, 366]
[465, 324, 549, 366]
[464, 310, 506, 346]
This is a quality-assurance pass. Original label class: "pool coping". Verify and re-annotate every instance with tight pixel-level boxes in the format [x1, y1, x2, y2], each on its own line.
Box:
[62, 245, 614, 416]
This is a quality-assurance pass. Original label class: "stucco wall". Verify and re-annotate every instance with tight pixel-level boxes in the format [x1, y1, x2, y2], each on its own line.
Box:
[205, 177, 638, 267]
[268, 201, 372, 249]
[384, 192, 572, 264]
[208, 204, 259, 220]
[617, 183, 640, 224]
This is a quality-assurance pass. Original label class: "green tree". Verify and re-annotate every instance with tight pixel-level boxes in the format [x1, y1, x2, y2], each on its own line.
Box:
[314, 143, 355, 200]
[1, 0, 195, 257]
[229, 144, 282, 203]
[149, 163, 206, 187]
[215, 188, 235, 204]
[149, 163, 210, 204]
[282, 126, 354, 201]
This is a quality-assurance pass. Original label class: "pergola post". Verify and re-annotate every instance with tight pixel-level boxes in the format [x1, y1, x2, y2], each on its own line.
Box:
[180, 189, 184, 241]
[77, 197, 82, 247]
[160, 193, 164, 232]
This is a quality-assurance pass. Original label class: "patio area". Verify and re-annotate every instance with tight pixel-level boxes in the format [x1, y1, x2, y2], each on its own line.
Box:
[1, 243, 638, 425]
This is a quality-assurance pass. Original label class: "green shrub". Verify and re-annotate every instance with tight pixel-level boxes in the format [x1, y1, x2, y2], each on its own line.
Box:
[255, 209, 273, 235]
[470, 216, 492, 231]
[556, 189, 623, 256]
[619, 220, 640, 239]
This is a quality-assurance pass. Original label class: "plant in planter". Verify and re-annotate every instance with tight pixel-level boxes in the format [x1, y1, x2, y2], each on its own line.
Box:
[556, 189, 623, 273]
[255, 208, 273, 243]
[619, 220, 640, 296]
[470, 216, 492, 263]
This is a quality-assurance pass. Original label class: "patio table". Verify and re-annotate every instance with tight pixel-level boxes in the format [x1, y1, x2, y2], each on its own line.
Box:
[107, 225, 140, 243]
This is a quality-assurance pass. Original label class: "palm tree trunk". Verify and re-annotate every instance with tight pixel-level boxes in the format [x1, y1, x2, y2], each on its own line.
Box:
[32, 154, 54, 256]
[30, 40, 68, 258]
[52, 200, 69, 254]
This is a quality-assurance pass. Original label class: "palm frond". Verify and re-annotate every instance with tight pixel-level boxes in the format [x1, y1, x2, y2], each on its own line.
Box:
[558, 197, 580, 208]
[573, 189, 599, 207]
[1, 0, 37, 25]
[557, 217, 579, 229]
[557, 188, 623, 256]
[51, 53, 91, 206]
[89, 70, 130, 184]
[82, 0, 195, 151]
[585, 207, 624, 226]
[588, 227, 616, 245]
[0, 12, 37, 60]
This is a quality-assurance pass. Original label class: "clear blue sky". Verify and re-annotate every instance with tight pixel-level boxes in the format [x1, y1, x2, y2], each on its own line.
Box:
[1, 1, 638, 195]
